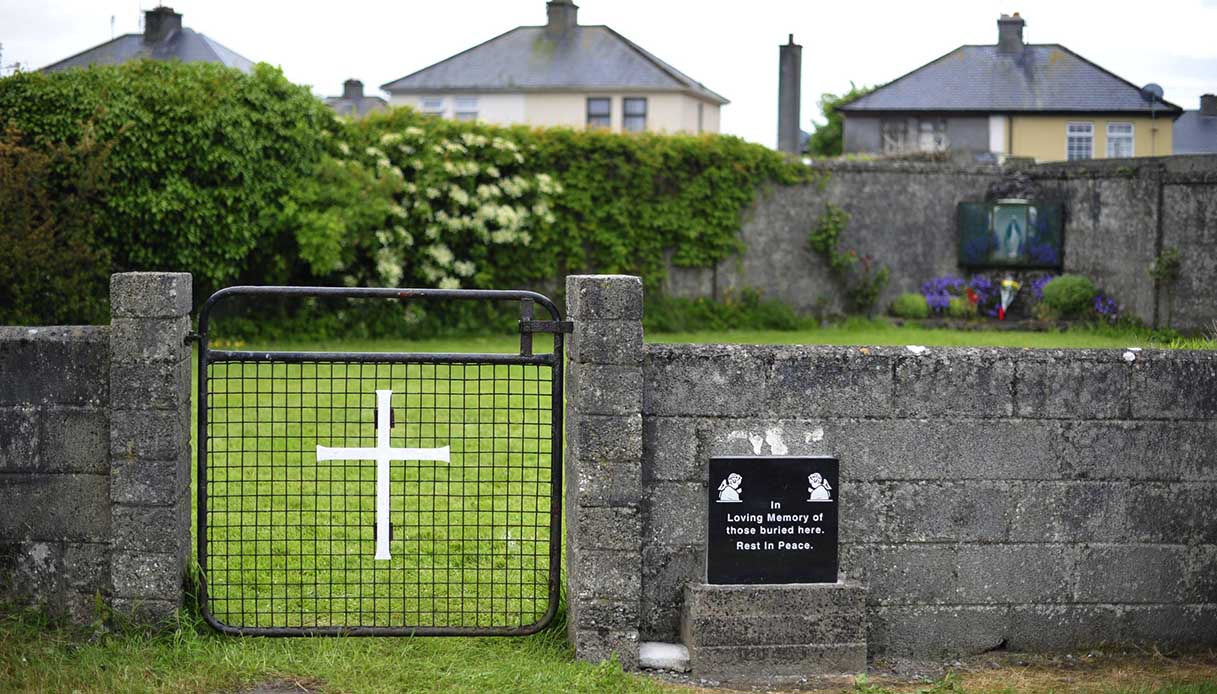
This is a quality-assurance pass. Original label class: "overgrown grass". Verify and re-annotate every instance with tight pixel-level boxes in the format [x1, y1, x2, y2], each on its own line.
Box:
[0, 606, 660, 693]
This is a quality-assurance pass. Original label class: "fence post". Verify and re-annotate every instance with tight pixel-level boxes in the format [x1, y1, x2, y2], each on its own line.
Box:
[108, 272, 193, 622]
[564, 275, 645, 668]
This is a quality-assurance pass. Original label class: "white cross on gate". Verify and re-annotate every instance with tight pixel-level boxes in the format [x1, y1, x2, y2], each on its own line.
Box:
[315, 389, 450, 561]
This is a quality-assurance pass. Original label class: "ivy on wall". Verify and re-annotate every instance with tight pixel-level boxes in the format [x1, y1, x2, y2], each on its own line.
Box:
[295, 109, 824, 293]
[808, 203, 889, 315]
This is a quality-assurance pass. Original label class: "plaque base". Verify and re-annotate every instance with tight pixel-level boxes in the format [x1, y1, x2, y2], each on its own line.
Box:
[680, 581, 866, 681]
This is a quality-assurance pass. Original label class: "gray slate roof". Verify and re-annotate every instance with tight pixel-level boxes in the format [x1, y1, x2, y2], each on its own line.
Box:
[1174, 111, 1217, 154]
[41, 29, 254, 74]
[325, 95, 389, 118]
[381, 25, 728, 104]
[840, 44, 1181, 114]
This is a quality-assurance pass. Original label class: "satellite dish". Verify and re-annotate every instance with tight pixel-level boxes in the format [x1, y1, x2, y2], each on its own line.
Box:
[1140, 83, 1165, 103]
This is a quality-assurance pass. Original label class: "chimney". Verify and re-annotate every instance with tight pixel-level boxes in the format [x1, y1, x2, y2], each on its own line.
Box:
[777, 34, 802, 155]
[546, 0, 578, 36]
[343, 79, 365, 100]
[144, 6, 182, 44]
[997, 12, 1025, 54]
[1202, 94, 1217, 117]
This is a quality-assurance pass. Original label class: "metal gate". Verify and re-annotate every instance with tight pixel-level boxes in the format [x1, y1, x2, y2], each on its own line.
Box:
[196, 287, 568, 636]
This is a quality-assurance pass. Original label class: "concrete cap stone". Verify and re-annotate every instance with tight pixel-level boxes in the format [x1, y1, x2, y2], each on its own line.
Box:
[110, 273, 192, 318]
[566, 275, 643, 321]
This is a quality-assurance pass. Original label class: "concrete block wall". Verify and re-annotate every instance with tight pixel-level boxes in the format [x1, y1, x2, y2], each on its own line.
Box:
[0, 272, 193, 624]
[0, 326, 112, 622]
[666, 155, 1217, 332]
[565, 275, 1217, 664]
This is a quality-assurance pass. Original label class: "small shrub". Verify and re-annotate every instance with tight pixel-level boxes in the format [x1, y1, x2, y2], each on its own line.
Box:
[946, 296, 977, 319]
[642, 289, 807, 333]
[890, 293, 929, 319]
[1041, 274, 1097, 318]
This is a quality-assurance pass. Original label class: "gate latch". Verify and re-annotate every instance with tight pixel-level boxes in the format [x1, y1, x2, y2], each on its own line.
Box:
[517, 299, 572, 356]
[518, 320, 574, 334]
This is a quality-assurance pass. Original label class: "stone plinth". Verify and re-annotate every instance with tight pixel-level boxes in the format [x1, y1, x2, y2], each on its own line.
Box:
[681, 581, 866, 681]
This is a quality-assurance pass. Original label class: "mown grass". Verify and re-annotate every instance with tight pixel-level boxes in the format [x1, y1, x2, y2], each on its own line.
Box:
[200, 358, 555, 631]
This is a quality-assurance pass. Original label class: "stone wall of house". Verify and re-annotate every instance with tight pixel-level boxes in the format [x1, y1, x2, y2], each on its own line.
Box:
[0, 273, 193, 624]
[667, 155, 1217, 332]
[566, 274, 1217, 666]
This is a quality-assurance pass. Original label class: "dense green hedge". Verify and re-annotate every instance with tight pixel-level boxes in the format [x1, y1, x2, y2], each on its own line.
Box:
[0, 61, 332, 298]
[0, 61, 813, 329]
[294, 108, 816, 293]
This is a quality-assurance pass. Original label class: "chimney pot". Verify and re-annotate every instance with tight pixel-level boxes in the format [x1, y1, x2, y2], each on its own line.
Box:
[343, 80, 364, 100]
[144, 6, 182, 44]
[1201, 94, 1217, 117]
[997, 12, 1026, 54]
[546, 0, 578, 36]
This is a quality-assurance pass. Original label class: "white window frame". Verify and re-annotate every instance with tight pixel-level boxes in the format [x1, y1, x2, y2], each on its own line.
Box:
[1066, 121, 1094, 161]
[454, 96, 478, 122]
[421, 96, 445, 117]
[1106, 122, 1134, 158]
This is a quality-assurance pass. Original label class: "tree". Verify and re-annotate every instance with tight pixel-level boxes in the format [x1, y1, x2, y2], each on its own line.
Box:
[806, 82, 874, 157]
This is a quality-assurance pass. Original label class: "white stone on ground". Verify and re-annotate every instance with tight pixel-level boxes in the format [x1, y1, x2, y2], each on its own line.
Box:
[639, 642, 690, 672]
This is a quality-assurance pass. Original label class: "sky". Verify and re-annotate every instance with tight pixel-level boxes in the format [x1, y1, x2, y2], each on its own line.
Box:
[2, 0, 1216, 147]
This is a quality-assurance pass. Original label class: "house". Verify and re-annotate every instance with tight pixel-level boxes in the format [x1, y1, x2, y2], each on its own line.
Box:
[380, 0, 727, 134]
[324, 80, 388, 118]
[1174, 94, 1217, 155]
[41, 6, 253, 74]
[838, 14, 1183, 162]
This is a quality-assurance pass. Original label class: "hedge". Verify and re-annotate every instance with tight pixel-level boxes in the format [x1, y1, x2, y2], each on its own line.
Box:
[0, 61, 814, 330]
[0, 61, 332, 298]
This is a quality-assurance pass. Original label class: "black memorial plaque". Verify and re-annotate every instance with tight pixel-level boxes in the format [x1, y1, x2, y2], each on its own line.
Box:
[706, 456, 839, 584]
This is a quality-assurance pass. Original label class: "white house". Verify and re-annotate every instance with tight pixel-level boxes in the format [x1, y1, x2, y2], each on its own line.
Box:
[381, 1, 727, 134]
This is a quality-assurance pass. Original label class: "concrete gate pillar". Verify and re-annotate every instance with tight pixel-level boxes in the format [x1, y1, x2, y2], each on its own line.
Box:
[108, 272, 193, 622]
[564, 275, 645, 668]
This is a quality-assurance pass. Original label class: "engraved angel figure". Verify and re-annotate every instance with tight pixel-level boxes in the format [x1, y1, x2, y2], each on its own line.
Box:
[807, 472, 832, 502]
[716, 473, 742, 503]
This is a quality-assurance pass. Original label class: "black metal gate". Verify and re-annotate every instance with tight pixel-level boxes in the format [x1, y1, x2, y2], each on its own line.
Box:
[196, 287, 567, 636]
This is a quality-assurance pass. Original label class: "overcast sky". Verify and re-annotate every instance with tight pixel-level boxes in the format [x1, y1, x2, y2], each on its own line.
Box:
[3, 0, 1215, 147]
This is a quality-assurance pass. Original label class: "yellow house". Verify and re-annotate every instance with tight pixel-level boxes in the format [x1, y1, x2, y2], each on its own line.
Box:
[839, 14, 1182, 162]
[380, 0, 727, 134]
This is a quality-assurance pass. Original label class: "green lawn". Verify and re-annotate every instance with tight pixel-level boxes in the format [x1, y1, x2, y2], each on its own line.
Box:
[2, 323, 1212, 693]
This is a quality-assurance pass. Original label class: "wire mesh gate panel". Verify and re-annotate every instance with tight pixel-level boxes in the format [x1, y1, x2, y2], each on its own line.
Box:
[197, 287, 566, 636]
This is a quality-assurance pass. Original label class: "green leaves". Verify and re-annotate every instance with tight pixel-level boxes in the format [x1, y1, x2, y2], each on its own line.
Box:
[0, 60, 332, 299]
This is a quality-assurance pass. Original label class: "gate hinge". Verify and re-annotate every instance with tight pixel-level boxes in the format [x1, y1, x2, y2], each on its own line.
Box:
[518, 320, 573, 334]
[185, 331, 201, 344]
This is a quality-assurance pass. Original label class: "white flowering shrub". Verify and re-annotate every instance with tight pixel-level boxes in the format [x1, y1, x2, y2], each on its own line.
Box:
[295, 112, 560, 291]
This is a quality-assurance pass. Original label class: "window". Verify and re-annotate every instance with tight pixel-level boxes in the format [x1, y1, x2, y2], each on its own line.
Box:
[421, 97, 444, 116]
[1106, 122, 1134, 158]
[454, 96, 478, 122]
[1066, 122, 1094, 160]
[881, 119, 909, 153]
[586, 97, 611, 128]
[918, 119, 948, 152]
[623, 97, 647, 132]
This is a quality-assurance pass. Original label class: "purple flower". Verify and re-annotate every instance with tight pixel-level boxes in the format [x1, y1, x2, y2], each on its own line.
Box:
[1030, 274, 1055, 301]
[1094, 293, 1118, 322]
[920, 276, 966, 314]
